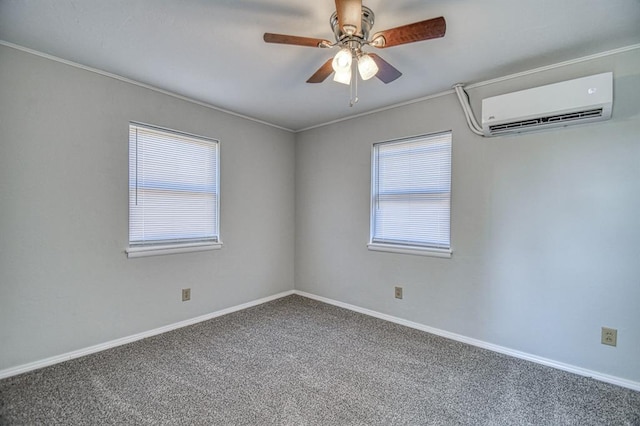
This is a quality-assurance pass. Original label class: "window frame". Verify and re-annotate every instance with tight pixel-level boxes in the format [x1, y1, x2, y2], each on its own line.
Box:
[368, 131, 452, 258]
[125, 122, 222, 258]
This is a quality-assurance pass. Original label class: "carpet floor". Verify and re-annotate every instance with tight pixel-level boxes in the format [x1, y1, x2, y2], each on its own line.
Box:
[1, 295, 639, 425]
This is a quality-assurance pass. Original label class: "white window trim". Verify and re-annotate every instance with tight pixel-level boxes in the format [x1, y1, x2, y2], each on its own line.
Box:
[367, 243, 452, 258]
[126, 241, 223, 258]
[127, 122, 221, 258]
[369, 131, 452, 258]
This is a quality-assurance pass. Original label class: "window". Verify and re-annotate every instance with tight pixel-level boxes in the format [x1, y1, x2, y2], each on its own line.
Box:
[369, 131, 452, 258]
[126, 122, 221, 258]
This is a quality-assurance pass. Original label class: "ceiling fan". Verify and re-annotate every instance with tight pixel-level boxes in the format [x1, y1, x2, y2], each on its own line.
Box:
[263, 0, 446, 103]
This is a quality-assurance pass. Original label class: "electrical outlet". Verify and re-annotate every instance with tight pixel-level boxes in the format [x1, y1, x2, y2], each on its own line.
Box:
[601, 327, 617, 347]
[182, 288, 191, 302]
[394, 286, 403, 299]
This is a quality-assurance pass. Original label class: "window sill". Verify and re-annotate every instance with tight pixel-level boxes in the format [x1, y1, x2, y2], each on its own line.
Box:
[126, 241, 223, 258]
[367, 243, 452, 258]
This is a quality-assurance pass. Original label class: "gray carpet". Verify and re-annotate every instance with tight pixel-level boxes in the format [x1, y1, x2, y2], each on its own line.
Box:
[1, 295, 639, 425]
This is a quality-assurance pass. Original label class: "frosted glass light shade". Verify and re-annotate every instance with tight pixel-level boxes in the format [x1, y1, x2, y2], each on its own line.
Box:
[332, 48, 352, 72]
[358, 54, 379, 80]
[333, 69, 351, 85]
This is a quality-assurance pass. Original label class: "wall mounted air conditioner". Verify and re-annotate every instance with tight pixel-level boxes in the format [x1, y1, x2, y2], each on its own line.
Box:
[481, 72, 613, 136]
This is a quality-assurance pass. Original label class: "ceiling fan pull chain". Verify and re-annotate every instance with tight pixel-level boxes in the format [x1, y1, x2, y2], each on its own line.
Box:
[350, 59, 359, 107]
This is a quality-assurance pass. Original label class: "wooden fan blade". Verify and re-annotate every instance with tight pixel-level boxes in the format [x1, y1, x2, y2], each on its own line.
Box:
[307, 59, 334, 83]
[371, 17, 446, 48]
[264, 33, 332, 48]
[369, 54, 402, 84]
[335, 0, 362, 36]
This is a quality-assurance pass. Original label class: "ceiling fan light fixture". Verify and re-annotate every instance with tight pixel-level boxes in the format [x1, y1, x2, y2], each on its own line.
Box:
[357, 53, 379, 80]
[332, 48, 352, 72]
[333, 69, 352, 85]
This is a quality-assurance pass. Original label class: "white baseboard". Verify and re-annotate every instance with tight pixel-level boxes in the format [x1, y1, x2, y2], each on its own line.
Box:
[3, 288, 638, 392]
[0, 290, 295, 380]
[293, 290, 640, 392]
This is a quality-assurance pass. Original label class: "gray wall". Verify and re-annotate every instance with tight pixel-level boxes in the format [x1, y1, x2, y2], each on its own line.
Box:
[295, 49, 640, 382]
[2, 42, 639, 385]
[0, 45, 296, 371]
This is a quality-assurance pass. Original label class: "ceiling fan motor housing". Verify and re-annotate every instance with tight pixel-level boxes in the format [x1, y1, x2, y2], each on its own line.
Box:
[330, 6, 374, 44]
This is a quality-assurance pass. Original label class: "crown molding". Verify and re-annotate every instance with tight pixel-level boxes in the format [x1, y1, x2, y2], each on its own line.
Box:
[296, 43, 640, 132]
[0, 40, 294, 133]
[2, 39, 638, 134]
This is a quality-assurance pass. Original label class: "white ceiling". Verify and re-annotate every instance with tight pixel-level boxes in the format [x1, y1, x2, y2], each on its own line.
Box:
[1, 0, 639, 131]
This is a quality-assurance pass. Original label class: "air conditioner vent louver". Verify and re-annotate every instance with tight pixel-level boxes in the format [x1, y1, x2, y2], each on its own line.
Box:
[489, 108, 604, 135]
[481, 72, 613, 136]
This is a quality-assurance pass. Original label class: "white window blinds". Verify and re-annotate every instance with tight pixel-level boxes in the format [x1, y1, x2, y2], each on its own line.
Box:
[129, 123, 219, 246]
[371, 132, 451, 250]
